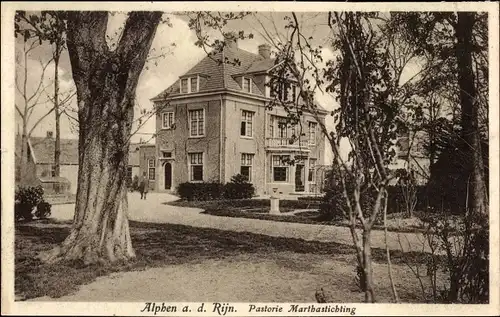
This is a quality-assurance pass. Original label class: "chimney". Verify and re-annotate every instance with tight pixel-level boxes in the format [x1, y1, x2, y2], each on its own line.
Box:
[258, 44, 271, 59]
[46, 131, 53, 138]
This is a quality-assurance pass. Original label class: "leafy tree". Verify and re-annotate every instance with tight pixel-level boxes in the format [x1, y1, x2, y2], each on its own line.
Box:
[390, 12, 490, 303]
[259, 12, 413, 302]
[392, 12, 488, 216]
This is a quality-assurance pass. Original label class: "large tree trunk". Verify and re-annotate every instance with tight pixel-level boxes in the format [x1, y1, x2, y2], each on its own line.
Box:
[43, 11, 162, 264]
[455, 12, 488, 215]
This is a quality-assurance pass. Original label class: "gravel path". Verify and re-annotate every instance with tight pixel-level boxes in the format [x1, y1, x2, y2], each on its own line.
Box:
[29, 252, 427, 302]
[50, 192, 431, 253]
[35, 193, 436, 302]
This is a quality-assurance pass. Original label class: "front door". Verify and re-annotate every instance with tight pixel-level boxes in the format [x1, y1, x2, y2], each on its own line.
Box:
[295, 164, 305, 192]
[164, 162, 172, 190]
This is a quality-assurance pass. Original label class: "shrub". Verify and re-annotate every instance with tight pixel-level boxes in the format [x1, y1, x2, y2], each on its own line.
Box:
[15, 202, 34, 222]
[15, 185, 44, 221]
[411, 211, 489, 303]
[223, 174, 255, 199]
[15, 185, 44, 207]
[320, 166, 431, 222]
[35, 201, 52, 219]
[298, 196, 323, 202]
[319, 168, 348, 221]
[177, 182, 224, 201]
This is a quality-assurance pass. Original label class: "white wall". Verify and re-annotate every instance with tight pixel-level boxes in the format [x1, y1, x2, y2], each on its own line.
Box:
[60, 165, 79, 194]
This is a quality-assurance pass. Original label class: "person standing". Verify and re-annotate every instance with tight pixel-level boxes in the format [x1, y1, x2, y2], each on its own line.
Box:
[142, 176, 149, 200]
[139, 174, 148, 200]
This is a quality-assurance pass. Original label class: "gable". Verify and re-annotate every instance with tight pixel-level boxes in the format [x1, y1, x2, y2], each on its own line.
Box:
[30, 137, 79, 165]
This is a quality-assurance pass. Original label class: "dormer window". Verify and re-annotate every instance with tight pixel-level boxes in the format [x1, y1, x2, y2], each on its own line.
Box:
[181, 78, 188, 93]
[243, 77, 251, 93]
[180, 76, 200, 94]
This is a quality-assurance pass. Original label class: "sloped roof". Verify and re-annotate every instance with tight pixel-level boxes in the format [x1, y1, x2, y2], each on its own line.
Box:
[245, 58, 277, 74]
[29, 137, 79, 165]
[152, 44, 272, 100]
[16, 135, 144, 166]
[151, 43, 328, 114]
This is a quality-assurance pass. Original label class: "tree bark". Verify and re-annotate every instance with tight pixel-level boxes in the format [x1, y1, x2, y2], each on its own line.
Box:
[54, 44, 61, 178]
[43, 11, 162, 264]
[18, 126, 29, 184]
[455, 12, 488, 215]
[362, 230, 376, 303]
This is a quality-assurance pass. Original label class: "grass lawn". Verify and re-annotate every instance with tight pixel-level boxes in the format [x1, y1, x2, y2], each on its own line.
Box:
[15, 219, 436, 301]
[166, 199, 427, 233]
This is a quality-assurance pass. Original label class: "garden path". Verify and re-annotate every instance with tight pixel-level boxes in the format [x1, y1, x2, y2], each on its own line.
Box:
[51, 192, 431, 253]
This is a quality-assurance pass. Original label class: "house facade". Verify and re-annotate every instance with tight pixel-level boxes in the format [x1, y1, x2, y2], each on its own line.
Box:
[151, 40, 327, 196]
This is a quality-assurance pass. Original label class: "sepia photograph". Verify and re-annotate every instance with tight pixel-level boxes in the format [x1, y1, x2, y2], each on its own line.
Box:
[1, 1, 499, 316]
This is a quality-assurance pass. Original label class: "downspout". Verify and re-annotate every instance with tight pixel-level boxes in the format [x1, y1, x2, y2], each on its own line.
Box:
[220, 46, 226, 184]
[220, 93, 224, 183]
[264, 107, 267, 196]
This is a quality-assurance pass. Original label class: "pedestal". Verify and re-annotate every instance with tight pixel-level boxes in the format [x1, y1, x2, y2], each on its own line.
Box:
[270, 197, 280, 214]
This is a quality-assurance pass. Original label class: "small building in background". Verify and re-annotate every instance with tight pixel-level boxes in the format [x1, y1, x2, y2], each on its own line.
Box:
[15, 131, 156, 195]
[15, 132, 79, 195]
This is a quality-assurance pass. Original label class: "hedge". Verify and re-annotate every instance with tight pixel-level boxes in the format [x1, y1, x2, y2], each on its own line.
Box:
[177, 174, 255, 201]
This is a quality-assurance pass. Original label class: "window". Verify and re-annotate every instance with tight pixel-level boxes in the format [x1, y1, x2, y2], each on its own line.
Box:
[148, 159, 156, 180]
[278, 117, 288, 139]
[243, 77, 251, 93]
[190, 77, 198, 93]
[189, 152, 203, 181]
[291, 84, 297, 102]
[50, 165, 56, 177]
[308, 122, 317, 145]
[127, 166, 133, 183]
[240, 110, 254, 137]
[189, 109, 205, 137]
[291, 125, 296, 138]
[269, 115, 275, 137]
[181, 78, 188, 93]
[240, 153, 254, 182]
[282, 83, 290, 101]
[162, 151, 172, 158]
[272, 155, 289, 182]
[162, 112, 175, 129]
[308, 158, 317, 182]
[180, 76, 199, 93]
[270, 83, 276, 98]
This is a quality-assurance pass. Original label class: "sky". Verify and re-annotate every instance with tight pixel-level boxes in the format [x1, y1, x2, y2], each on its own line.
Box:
[14, 11, 423, 164]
